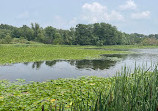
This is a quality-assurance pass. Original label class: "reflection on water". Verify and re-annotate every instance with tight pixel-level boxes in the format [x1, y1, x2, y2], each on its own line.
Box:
[70, 60, 116, 70]
[26, 60, 117, 70]
[1, 49, 158, 82]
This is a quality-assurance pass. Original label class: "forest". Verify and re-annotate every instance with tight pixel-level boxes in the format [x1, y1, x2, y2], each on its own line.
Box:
[0, 23, 158, 45]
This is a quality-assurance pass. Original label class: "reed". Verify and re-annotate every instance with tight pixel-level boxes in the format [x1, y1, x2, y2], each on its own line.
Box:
[66, 66, 158, 111]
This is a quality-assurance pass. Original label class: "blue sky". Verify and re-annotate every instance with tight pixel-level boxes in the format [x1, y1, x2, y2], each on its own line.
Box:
[0, 0, 157, 34]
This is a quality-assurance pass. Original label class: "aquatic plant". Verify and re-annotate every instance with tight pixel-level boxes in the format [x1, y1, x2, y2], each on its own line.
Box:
[0, 66, 158, 110]
[0, 44, 129, 64]
[67, 66, 158, 111]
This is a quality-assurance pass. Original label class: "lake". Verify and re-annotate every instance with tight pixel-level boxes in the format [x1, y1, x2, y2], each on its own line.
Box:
[0, 48, 158, 82]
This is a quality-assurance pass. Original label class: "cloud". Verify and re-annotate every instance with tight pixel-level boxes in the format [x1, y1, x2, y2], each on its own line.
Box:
[16, 11, 30, 19]
[82, 2, 107, 13]
[81, 2, 124, 23]
[119, 0, 137, 10]
[51, 1, 151, 30]
[131, 11, 150, 19]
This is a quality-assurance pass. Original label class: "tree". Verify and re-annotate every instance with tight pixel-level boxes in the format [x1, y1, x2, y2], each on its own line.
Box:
[75, 24, 93, 45]
[31, 23, 41, 40]
[0, 22, 156, 45]
[70, 27, 76, 45]
[0, 29, 11, 39]
[4, 33, 12, 44]
[53, 33, 63, 45]
[19, 25, 34, 41]
[141, 38, 158, 45]
[44, 26, 56, 44]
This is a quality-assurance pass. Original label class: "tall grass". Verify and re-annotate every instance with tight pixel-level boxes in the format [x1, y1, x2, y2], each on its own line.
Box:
[54, 66, 158, 111]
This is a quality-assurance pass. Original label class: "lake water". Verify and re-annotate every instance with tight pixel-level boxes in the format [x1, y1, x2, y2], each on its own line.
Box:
[0, 48, 158, 82]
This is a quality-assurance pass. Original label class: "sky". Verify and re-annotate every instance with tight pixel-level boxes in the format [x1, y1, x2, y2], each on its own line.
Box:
[0, 0, 158, 35]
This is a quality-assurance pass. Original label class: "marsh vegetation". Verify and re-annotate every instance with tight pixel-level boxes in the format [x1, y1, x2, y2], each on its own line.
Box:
[0, 66, 158, 110]
[1, 0, 158, 109]
[0, 45, 158, 110]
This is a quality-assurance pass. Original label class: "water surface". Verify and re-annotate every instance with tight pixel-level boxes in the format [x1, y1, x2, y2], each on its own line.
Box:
[0, 49, 158, 82]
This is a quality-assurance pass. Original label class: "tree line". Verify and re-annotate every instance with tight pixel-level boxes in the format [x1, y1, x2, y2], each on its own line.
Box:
[0, 23, 158, 45]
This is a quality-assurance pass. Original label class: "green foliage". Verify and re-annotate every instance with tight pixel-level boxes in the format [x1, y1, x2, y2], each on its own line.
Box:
[0, 44, 158, 65]
[19, 25, 34, 41]
[52, 33, 63, 45]
[0, 23, 154, 46]
[31, 23, 45, 42]
[11, 37, 29, 44]
[141, 37, 158, 45]
[1, 33, 13, 44]
[44, 26, 56, 44]
[96, 40, 104, 46]
[75, 24, 94, 45]
[0, 29, 11, 39]
[77, 66, 158, 111]
[0, 66, 158, 110]
[0, 76, 113, 110]
[0, 45, 129, 64]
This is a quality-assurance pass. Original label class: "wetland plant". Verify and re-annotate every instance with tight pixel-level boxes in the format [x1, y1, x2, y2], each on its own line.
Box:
[0, 66, 158, 111]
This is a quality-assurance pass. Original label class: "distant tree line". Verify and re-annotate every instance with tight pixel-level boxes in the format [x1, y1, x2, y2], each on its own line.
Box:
[0, 23, 158, 45]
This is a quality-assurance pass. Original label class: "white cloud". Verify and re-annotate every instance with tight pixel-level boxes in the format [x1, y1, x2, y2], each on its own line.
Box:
[131, 11, 150, 19]
[16, 11, 30, 19]
[82, 2, 107, 13]
[82, 2, 124, 23]
[51, 2, 124, 28]
[119, 0, 137, 10]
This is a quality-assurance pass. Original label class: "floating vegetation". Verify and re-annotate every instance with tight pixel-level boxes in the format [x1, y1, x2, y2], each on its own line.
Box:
[0, 66, 158, 110]
[0, 45, 129, 65]
[0, 76, 113, 110]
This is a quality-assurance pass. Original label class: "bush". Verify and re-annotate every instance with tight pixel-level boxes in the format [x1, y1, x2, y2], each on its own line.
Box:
[141, 38, 158, 45]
